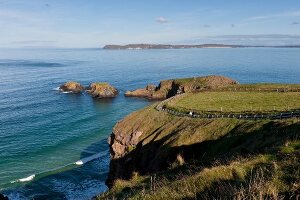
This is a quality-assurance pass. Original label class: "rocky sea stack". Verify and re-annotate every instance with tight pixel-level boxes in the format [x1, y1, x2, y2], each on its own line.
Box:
[59, 81, 85, 93]
[125, 75, 238, 100]
[87, 82, 118, 98]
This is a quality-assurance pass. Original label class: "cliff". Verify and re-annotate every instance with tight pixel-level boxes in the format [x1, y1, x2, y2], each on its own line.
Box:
[125, 75, 238, 100]
[97, 83, 300, 199]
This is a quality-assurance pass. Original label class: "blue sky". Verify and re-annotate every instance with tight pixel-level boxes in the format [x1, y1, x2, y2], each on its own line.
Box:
[0, 0, 300, 47]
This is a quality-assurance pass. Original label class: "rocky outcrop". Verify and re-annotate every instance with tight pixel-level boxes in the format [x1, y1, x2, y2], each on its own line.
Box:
[0, 194, 8, 200]
[125, 75, 238, 100]
[87, 82, 118, 98]
[125, 84, 158, 99]
[59, 81, 85, 93]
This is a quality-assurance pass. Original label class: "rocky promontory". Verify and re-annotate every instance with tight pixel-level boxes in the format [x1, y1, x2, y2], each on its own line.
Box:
[101, 85, 300, 199]
[59, 81, 85, 93]
[87, 82, 118, 98]
[125, 75, 238, 100]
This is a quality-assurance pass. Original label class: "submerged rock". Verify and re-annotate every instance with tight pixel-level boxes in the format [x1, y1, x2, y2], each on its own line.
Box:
[0, 194, 9, 200]
[59, 81, 84, 93]
[125, 75, 239, 100]
[87, 82, 118, 98]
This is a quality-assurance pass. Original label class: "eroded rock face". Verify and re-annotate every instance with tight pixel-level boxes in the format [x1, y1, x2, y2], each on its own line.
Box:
[87, 82, 118, 98]
[108, 125, 143, 159]
[106, 123, 143, 187]
[59, 81, 84, 93]
[125, 75, 239, 100]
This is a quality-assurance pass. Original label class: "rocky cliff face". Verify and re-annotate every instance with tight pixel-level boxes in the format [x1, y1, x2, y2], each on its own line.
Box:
[125, 75, 238, 100]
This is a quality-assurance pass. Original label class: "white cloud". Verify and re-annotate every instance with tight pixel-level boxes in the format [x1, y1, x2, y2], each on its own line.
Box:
[156, 17, 169, 23]
[247, 11, 300, 22]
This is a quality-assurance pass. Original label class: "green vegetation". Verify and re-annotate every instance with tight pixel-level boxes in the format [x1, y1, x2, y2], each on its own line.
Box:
[99, 151, 299, 199]
[166, 91, 300, 114]
[98, 83, 300, 199]
[225, 83, 300, 90]
[92, 82, 110, 86]
[98, 101, 300, 199]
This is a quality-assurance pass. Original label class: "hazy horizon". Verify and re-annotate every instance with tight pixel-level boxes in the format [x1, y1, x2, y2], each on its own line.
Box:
[0, 0, 300, 48]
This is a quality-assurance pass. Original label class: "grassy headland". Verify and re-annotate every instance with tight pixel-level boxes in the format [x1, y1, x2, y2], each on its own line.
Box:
[97, 82, 300, 199]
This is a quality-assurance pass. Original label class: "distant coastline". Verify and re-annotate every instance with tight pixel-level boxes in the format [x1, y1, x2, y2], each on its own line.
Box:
[103, 43, 300, 50]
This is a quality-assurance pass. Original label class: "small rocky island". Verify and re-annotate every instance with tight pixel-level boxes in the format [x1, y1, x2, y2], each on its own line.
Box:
[87, 82, 119, 98]
[125, 75, 238, 100]
[59, 81, 118, 98]
[59, 81, 85, 93]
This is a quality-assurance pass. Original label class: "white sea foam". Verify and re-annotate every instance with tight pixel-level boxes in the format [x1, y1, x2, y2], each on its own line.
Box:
[74, 153, 103, 166]
[53, 87, 60, 91]
[19, 174, 35, 182]
[11, 174, 35, 183]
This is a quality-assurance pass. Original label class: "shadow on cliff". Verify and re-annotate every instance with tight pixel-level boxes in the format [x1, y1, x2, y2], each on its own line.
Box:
[107, 120, 300, 187]
[3, 138, 110, 200]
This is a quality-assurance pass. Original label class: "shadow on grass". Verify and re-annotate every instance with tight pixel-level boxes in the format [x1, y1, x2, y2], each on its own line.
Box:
[106, 120, 300, 195]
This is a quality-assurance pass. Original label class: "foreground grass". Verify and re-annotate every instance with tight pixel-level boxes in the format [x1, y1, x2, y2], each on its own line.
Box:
[98, 146, 299, 199]
[167, 92, 300, 114]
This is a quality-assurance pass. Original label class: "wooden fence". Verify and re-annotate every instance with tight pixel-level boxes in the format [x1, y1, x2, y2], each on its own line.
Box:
[196, 87, 300, 93]
[158, 107, 300, 120]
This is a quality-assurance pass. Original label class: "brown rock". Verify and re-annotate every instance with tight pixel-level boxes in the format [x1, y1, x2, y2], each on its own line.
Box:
[125, 88, 150, 98]
[125, 75, 238, 100]
[109, 127, 143, 159]
[59, 81, 84, 93]
[87, 82, 118, 98]
[157, 80, 174, 91]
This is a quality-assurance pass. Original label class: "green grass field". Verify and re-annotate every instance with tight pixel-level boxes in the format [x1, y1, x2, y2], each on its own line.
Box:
[167, 92, 300, 114]
[225, 83, 300, 90]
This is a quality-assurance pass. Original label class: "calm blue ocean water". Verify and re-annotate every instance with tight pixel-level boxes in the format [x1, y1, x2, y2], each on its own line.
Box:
[0, 48, 299, 199]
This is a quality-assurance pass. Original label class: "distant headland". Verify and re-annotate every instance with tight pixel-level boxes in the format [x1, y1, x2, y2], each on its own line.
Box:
[103, 43, 300, 50]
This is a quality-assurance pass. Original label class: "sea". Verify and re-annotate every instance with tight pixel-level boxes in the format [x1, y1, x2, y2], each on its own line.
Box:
[0, 47, 299, 199]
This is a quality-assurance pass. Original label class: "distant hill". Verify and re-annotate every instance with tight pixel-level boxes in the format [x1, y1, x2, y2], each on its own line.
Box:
[103, 43, 300, 49]
[103, 44, 243, 49]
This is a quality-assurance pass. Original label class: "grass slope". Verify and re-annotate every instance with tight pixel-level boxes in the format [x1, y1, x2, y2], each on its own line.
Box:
[167, 91, 300, 114]
[98, 86, 300, 199]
